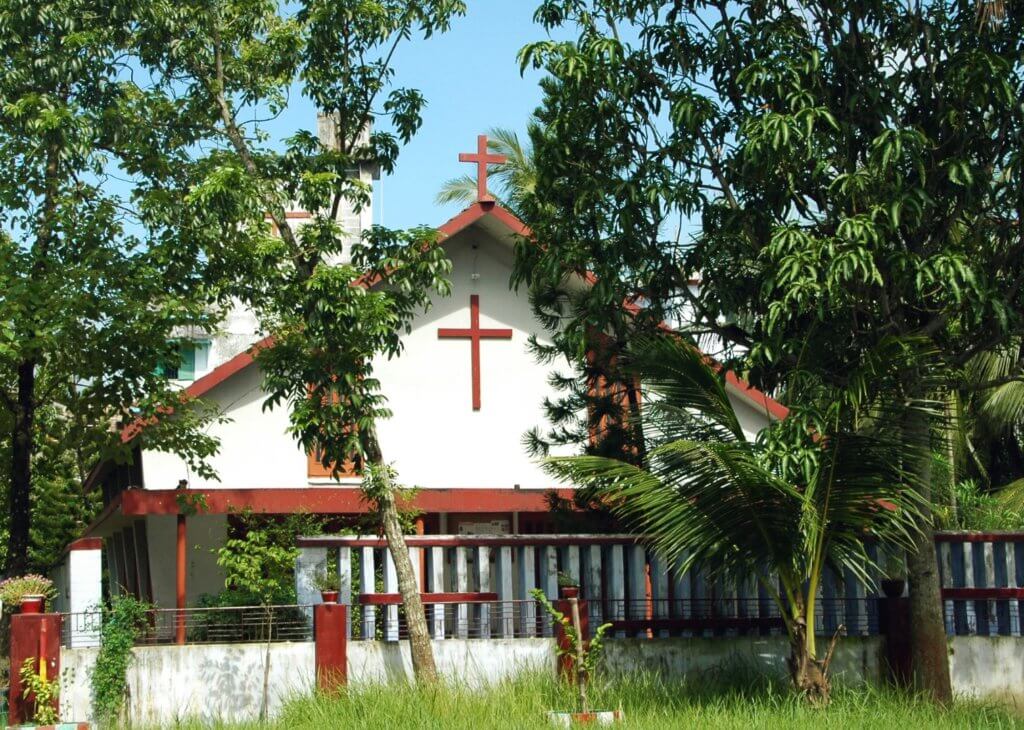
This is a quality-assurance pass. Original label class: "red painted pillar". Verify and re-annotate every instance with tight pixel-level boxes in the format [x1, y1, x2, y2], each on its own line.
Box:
[314, 603, 348, 691]
[9, 612, 61, 725]
[552, 598, 589, 682]
[176, 513, 187, 645]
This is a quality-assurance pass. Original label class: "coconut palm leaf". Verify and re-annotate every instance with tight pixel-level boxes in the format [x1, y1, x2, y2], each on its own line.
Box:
[434, 127, 535, 215]
[543, 334, 926, 697]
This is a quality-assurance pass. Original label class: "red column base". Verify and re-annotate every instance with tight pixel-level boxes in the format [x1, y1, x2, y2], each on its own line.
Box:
[9, 612, 61, 726]
[314, 603, 348, 691]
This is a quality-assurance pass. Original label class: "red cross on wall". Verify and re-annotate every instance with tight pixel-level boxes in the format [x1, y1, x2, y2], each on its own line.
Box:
[438, 295, 512, 410]
[458, 134, 508, 202]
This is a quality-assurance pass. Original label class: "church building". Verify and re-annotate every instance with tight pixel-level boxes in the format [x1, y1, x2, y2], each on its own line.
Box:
[53, 121, 787, 616]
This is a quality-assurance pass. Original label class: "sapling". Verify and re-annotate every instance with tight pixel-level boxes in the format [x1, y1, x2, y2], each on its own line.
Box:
[530, 588, 612, 713]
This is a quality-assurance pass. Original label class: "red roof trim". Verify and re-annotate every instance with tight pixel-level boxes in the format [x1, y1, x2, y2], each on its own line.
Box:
[185, 335, 274, 399]
[95, 486, 574, 520]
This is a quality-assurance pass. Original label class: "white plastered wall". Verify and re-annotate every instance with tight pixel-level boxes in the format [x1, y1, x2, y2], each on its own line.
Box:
[370, 228, 570, 489]
[140, 364, 307, 490]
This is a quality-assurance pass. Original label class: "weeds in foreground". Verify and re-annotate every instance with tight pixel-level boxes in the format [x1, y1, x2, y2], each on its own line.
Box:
[147, 670, 1022, 729]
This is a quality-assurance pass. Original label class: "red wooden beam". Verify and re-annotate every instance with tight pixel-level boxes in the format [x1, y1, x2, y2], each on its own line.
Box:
[357, 592, 499, 606]
[941, 587, 1024, 600]
[299, 534, 643, 549]
[934, 532, 1024, 542]
[116, 487, 574, 517]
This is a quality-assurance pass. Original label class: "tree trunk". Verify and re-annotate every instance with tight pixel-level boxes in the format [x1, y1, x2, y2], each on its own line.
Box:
[904, 406, 953, 703]
[786, 618, 830, 705]
[365, 430, 438, 684]
[7, 360, 36, 576]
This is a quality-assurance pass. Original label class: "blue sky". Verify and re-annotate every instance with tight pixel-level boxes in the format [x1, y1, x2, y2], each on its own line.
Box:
[261, 3, 559, 230]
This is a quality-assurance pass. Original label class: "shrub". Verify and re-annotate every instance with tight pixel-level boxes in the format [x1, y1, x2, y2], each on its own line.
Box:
[0, 574, 56, 611]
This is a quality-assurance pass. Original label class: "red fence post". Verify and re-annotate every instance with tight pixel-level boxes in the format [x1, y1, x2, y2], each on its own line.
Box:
[879, 596, 912, 686]
[552, 598, 589, 682]
[314, 603, 347, 691]
[9, 611, 61, 725]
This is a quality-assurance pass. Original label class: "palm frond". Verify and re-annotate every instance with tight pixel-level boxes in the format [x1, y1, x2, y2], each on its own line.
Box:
[435, 175, 480, 207]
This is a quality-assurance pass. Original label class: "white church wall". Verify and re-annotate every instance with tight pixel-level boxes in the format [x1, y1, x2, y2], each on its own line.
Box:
[370, 230, 571, 490]
[729, 392, 776, 442]
[142, 364, 307, 491]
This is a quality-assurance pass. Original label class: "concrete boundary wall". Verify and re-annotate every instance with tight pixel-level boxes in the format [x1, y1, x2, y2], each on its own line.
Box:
[58, 636, 1023, 725]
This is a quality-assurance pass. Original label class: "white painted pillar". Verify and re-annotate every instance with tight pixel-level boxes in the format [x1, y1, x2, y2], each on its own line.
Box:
[983, 541, 997, 636]
[496, 546, 514, 638]
[478, 546, 491, 638]
[517, 545, 537, 637]
[1006, 544, 1020, 637]
[360, 547, 376, 639]
[561, 545, 581, 586]
[963, 542, 977, 634]
[337, 547, 352, 638]
[649, 554, 669, 638]
[607, 545, 625, 637]
[455, 547, 470, 639]
[627, 544, 647, 637]
[383, 549, 399, 641]
[295, 546, 327, 608]
[429, 547, 446, 639]
[67, 541, 103, 648]
[583, 544, 603, 627]
[939, 542, 954, 635]
[542, 545, 559, 637]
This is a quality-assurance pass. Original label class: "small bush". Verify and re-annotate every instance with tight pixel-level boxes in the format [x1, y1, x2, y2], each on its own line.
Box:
[0, 574, 56, 610]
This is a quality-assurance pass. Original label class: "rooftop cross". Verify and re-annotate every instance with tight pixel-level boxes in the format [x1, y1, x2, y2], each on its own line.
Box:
[458, 134, 508, 203]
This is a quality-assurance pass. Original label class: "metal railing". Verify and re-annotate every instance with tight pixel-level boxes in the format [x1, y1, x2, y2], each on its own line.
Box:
[61, 604, 314, 648]
[347, 597, 879, 641]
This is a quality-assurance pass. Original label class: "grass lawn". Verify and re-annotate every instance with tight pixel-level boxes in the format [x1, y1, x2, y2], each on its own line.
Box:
[166, 670, 1023, 729]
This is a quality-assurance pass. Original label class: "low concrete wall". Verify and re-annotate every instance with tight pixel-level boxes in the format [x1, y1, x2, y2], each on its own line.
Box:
[57, 634, 1024, 724]
[950, 636, 1024, 705]
[61, 642, 315, 725]
[59, 638, 554, 725]
[348, 638, 555, 687]
[602, 636, 886, 687]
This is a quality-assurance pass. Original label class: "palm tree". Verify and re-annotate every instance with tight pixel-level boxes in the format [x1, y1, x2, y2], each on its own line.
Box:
[436, 127, 535, 215]
[944, 340, 1024, 519]
[544, 335, 927, 703]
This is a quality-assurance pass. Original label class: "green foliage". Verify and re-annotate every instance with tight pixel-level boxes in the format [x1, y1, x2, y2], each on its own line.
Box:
[19, 656, 59, 725]
[92, 595, 150, 725]
[218, 531, 299, 608]
[215, 511, 324, 606]
[176, 491, 209, 518]
[936, 479, 1024, 532]
[530, 588, 612, 682]
[0, 0, 242, 573]
[544, 336, 926, 670]
[126, 0, 466, 474]
[0, 573, 55, 609]
[312, 562, 341, 593]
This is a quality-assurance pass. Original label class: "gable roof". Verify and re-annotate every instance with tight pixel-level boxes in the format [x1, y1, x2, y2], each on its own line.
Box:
[187, 201, 788, 419]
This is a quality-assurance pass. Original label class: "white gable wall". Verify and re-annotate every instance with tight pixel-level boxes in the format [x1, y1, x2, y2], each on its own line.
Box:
[139, 220, 774, 493]
[141, 364, 306, 490]
[370, 228, 568, 489]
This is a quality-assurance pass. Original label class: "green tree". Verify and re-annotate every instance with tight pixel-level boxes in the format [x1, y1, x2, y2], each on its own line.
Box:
[547, 336, 926, 702]
[217, 525, 300, 721]
[134, 0, 466, 684]
[0, 0, 234, 575]
[519, 0, 1024, 700]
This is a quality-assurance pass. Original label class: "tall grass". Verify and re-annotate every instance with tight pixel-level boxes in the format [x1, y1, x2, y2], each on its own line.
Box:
[158, 669, 1022, 729]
